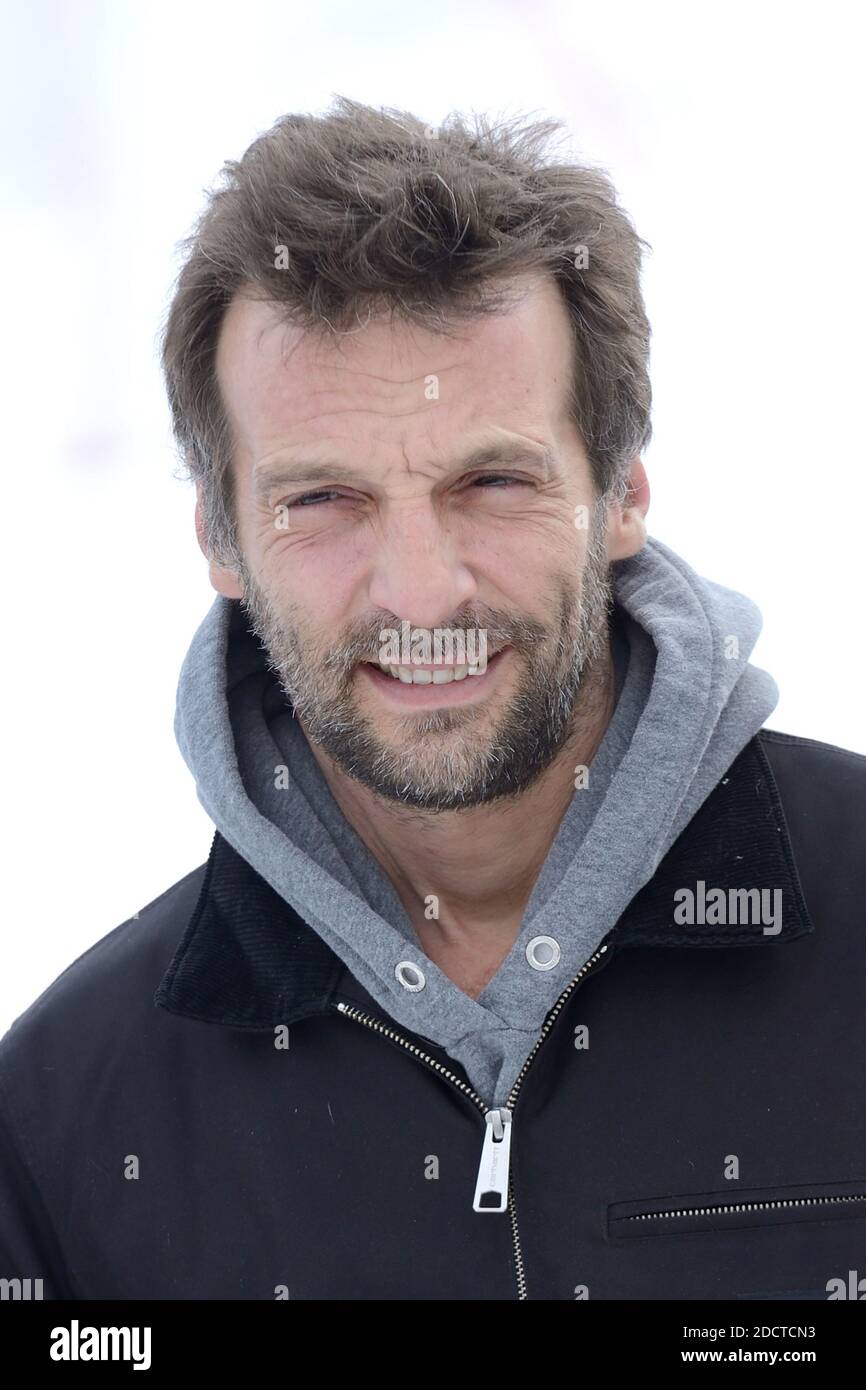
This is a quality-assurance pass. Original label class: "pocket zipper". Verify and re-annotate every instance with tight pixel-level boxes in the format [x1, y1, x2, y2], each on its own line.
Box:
[624, 1193, 866, 1223]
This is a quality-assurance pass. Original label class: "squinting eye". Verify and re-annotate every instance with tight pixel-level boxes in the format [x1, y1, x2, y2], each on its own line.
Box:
[286, 490, 343, 508]
[470, 474, 525, 488]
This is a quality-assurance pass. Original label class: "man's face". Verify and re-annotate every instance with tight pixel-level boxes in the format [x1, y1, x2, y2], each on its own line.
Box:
[212, 274, 637, 810]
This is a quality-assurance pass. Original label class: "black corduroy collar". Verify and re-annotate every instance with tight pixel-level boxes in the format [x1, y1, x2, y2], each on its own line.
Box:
[154, 730, 813, 1030]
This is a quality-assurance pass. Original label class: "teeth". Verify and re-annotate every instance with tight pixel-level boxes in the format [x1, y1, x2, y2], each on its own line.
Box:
[371, 662, 477, 684]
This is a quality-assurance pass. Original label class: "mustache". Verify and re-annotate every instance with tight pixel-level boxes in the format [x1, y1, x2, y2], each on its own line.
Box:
[326, 612, 549, 676]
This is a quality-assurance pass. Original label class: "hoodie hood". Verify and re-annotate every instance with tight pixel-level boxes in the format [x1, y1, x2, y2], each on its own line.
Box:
[175, 536, 779, 1106]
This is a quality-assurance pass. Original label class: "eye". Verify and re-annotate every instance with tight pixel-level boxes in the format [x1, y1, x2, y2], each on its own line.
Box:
[284, 489, 344, 508]
[469, 473, 527, 489]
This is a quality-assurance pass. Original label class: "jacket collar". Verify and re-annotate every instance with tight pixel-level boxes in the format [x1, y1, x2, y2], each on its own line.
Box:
[155, 731, 814, 1029]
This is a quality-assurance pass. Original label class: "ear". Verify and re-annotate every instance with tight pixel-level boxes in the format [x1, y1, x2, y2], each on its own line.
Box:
[194, 486, 245, 599]
[604, 455, 650, 562]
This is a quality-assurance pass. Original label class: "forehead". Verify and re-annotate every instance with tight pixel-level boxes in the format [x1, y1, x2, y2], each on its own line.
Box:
[214, 273, 575, 455]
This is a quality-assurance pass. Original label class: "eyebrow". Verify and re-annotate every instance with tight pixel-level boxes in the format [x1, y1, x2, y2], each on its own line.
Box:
[252, 441, 556, 500]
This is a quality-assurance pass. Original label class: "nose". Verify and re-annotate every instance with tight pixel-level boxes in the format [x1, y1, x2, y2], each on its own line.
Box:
[367, 503, 477, 630]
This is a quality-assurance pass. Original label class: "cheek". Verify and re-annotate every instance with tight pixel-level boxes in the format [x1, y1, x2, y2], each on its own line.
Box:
[255, 536, 364, 647]
[479, 533, 579, 609]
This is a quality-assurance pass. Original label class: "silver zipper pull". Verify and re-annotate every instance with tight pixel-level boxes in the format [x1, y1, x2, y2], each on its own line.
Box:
[473, 1107, 513, 1212]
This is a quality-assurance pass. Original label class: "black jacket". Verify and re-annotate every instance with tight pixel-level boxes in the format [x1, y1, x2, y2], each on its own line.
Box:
[1, 727, 865, 1300]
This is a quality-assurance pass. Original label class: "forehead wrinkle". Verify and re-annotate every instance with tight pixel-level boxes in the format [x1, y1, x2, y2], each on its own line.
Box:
[274, 349, 474, 392]
[252, 436, 556, 498]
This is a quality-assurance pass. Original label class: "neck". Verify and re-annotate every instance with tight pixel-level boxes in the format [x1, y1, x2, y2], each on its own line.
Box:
[300, 641, 617, 943]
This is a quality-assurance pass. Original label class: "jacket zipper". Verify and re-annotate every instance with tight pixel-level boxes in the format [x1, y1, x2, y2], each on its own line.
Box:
[335, 939, 612, 1300]
[623, 1193, 866, 1223]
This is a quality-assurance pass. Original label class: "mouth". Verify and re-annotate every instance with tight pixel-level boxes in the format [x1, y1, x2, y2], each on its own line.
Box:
[356, 647, 511, 707]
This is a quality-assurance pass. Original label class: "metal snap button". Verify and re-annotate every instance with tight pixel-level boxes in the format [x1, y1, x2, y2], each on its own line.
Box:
[525, 935, 561, 971]
[395, 960, 426, 992]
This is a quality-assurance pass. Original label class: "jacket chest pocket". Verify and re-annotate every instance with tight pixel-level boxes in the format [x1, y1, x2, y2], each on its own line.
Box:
[608, 1179, 866, 1238]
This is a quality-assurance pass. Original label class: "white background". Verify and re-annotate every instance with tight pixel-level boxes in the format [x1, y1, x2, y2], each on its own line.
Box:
[2, 0, 863, 1033]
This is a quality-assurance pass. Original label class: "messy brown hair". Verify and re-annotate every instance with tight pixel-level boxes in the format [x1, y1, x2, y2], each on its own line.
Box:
[161, 95, 652, 570]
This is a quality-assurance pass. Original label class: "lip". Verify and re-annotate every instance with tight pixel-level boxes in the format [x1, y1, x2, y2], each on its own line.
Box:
[356, 647, 511, 708]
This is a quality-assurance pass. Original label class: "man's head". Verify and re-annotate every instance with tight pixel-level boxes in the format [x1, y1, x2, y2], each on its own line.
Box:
[162, 97, 652, 810]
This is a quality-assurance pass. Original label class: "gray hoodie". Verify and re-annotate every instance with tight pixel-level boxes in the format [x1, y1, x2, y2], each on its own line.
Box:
[174, 535, 779, 1107]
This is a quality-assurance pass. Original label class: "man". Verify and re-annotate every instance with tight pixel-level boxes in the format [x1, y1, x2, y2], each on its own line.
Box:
[2, 97, 864, 1302]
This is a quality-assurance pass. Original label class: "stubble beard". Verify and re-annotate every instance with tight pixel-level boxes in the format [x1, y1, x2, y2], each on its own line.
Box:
[238, 515, 615, 812]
